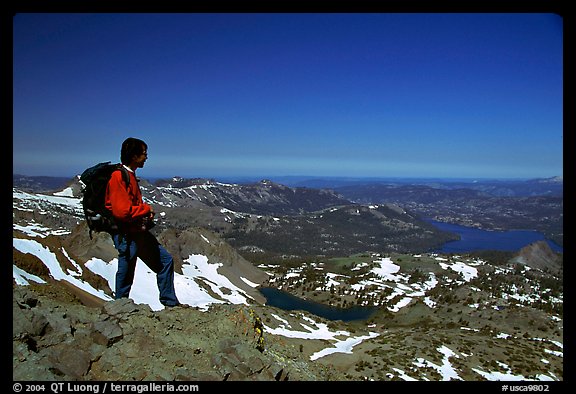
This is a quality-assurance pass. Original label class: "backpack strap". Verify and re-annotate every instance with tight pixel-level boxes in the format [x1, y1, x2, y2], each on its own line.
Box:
[114, 164, 131, 188]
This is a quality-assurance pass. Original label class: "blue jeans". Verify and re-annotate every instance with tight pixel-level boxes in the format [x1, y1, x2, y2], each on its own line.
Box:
[112, 231, 180, 307]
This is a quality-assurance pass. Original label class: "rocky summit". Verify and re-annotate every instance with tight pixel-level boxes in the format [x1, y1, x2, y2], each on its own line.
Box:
[13, 286, 330, 381]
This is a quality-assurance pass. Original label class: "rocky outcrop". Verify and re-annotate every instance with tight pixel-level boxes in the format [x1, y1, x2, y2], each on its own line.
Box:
[13, 286, 329, 381]
[510, 240, 562, 274]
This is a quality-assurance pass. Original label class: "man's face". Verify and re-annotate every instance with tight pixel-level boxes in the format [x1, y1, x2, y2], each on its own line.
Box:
[133, 148, 148, 168]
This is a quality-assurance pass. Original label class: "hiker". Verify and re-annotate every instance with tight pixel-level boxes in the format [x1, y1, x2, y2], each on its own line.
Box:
[105, 137, 180, 308]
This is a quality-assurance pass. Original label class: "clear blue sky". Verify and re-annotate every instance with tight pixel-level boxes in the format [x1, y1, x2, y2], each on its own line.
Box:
[13, 13, 563, 180]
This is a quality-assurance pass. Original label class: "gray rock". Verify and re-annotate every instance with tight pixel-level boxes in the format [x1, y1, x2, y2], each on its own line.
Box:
[101, 298, 144, 316]
[47, 344, 92, 379]
[91, 319, 123, 346]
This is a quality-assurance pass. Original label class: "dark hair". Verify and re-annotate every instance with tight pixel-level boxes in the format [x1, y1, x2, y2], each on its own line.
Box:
[120, 137, 148, 165]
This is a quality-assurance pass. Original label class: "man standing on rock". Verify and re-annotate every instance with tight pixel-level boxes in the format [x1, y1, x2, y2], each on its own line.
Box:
[105, 137, 181, 308]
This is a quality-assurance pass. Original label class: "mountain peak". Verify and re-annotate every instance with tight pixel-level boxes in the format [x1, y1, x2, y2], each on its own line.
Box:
[511, 240, 562, 274]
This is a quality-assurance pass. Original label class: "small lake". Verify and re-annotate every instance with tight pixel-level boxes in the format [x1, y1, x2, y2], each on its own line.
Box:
[426, 219, 563, 254]
[259, 287, 377, 322]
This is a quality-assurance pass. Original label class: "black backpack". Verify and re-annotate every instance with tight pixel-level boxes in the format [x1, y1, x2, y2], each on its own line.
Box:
[80, 162, 130, 239]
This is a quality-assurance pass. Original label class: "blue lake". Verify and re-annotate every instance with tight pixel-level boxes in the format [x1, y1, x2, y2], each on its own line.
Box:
[426, 219, 563, 254]
[259, 287, 377, 322]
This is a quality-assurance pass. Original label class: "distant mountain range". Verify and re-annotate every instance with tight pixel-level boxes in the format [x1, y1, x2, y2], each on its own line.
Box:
[13, 174, 76, 193]
[147, 177, 350, 216]
[13, 173, 563, 197]
[229, 175, 564, 197]
[13, 173, 563, 252]
[333, 176, 563, 198]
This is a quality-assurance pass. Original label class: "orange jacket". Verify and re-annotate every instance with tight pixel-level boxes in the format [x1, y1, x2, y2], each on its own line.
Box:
[105, 168, 151, 233]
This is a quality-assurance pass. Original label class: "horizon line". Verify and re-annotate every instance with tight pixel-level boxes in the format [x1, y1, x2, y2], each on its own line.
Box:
[13, 172, 563, 182]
